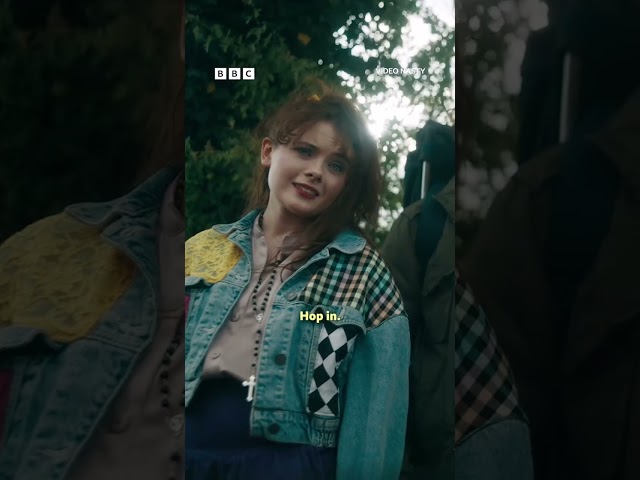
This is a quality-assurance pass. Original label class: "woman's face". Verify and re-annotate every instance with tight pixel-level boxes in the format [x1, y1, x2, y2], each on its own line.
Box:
[261, 121, 351, 222]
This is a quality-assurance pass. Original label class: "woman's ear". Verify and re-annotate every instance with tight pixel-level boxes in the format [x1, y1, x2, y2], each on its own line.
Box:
[261, 138, 273, 167]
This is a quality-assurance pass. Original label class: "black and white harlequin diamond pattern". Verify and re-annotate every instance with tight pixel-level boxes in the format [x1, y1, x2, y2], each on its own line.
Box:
[308, 321, 360, 417]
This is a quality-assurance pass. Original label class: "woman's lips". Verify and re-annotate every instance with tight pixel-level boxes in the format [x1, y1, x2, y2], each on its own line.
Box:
[293, 183, 319, 199]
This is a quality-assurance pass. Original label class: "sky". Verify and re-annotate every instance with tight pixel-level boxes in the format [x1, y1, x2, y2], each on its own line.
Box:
[425, 0, 455, 25]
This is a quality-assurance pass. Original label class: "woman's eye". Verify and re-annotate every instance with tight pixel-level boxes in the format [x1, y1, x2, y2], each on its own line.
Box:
[295, 147, 313, 157]
[329, 162, 345, 173]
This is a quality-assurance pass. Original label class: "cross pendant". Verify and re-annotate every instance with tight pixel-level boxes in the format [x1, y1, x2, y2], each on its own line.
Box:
[242, 374, 257, 402]
[255, 312, 263, 323]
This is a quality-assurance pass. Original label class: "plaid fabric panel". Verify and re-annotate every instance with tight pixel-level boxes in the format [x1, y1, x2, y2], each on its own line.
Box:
[307, 321, 360, 416]
[302, 244, 404, 416]
[455, 275, 524, 441]
[299, 244, 405, 330]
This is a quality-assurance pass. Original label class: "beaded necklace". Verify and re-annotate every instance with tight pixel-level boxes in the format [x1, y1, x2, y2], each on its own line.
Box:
[250, 260, 280, 323]
[251, 212, 283, 323]
[243, 213, 281, 402]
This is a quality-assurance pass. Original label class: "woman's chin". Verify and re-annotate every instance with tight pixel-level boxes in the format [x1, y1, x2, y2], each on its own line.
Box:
[279, 197, 321, 218]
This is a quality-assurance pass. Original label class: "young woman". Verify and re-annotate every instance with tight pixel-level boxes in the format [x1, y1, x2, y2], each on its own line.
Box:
[184, 86, 410, 479]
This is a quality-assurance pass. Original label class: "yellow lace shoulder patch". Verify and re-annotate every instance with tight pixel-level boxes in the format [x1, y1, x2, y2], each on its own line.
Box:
[185, 229, 242, 283]
[0, 213, 136, 343]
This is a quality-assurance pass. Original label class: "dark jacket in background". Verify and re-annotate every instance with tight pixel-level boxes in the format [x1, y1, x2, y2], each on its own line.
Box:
[382, 179, 533, 480]
[382, 180, 456, 480]
[462, 88, 640, 480]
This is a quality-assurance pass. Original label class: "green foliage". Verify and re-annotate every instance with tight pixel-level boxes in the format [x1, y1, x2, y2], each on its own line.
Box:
[185, 132, 259, 234]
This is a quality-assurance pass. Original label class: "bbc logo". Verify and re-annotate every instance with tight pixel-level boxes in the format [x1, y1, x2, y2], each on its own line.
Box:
[214, 68, 255, 80]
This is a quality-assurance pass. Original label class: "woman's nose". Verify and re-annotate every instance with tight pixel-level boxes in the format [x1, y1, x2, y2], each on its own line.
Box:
[304, 161, 323, 180]
[305, 170, 321, 181]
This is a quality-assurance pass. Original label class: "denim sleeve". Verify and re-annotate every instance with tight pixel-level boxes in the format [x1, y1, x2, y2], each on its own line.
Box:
[336, 315, 410, 480]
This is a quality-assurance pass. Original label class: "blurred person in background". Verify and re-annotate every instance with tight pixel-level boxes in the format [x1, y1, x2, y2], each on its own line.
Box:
[0, 1, 185, 479]
[382, 120, 533, 480]
[461, 0, 640, 478]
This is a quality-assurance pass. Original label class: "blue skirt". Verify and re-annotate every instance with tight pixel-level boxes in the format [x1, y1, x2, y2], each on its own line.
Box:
[185, 378, 337, 480]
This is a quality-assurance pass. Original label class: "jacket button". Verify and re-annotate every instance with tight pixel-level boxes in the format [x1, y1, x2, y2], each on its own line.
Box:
[268, 423, 280, 434]
[168, 414, 184, 433]
[275, 354, 286, 365]
[286, 292, 297, 301]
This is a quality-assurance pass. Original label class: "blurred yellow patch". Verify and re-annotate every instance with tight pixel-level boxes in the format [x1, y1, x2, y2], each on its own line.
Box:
[0, 213, 136, 342]
[186, 229, 243, 284]
[297, 33, 311, 46]
[207, 82, 216, 94]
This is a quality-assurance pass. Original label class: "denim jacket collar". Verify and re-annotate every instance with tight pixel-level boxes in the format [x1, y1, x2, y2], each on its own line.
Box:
[213, 209, 367, 256]
[63, 167, 182, 297]
[64, 167, 182, 227]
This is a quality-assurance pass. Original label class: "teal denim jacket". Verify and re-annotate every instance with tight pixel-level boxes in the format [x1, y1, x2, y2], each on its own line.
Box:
[0, 168, 180, 480]
[185, 210, 411, 479]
